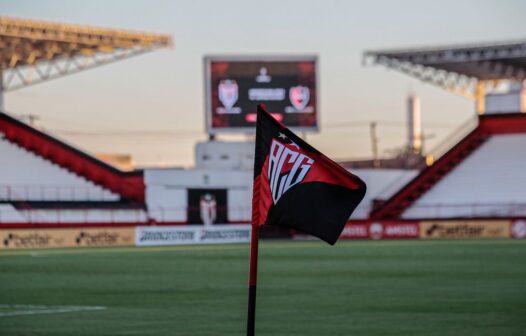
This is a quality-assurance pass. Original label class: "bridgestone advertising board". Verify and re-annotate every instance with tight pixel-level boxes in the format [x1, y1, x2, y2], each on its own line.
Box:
[135, 225, 251, 247]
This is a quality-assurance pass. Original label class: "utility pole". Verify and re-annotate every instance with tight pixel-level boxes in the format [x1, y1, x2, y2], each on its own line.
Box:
[0, 70, 4, 111]
[407, 94, 422, 155]
[27, 114, 39, 126]
[19, 114, 40, 126]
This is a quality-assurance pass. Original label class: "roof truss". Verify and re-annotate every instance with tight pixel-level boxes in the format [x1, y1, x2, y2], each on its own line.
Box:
[364, 40, 526, 100]
[0, 16, 172, 91]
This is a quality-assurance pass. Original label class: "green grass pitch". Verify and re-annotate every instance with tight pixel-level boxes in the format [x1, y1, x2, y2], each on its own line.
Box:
[1, 240, 525, 335]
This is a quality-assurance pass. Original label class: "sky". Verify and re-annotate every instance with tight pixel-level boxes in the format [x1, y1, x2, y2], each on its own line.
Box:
[2, 0, 526, 167]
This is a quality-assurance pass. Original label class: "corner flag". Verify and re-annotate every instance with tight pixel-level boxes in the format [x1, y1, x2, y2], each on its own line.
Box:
[246, 104, 366, 336]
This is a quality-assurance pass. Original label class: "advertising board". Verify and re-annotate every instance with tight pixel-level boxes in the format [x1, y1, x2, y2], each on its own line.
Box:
[339, 222, 419, 240]
[135, 225, 251, 247]
[511, 220, 526, 239]
[419, 220, 510, 239]
[368, 222, 419, 240]
[339, 224, 369, 239]
[0, 227, 135, 250]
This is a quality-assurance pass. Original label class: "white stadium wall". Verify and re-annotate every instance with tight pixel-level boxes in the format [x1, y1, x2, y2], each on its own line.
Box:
[145, 168, 253, 223]
[195, 140, 255, 171]
[144, 166, 417, 223]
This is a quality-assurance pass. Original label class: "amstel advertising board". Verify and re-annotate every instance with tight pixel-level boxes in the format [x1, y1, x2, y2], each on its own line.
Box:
[511, 220, 526, 239]
[339, 222, 419, 240]
[0, 227, 135, 250]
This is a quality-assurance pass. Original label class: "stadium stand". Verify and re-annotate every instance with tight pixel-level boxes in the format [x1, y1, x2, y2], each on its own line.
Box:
[0, 17, 172, 227]
[367, 40, 526, 221]
[398, 115, 526, 219]
[0, 112, 144, 203]
[0, 111, 146, 226]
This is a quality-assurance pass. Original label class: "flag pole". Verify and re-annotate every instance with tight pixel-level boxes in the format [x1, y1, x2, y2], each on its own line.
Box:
[246, 224, 260, 336]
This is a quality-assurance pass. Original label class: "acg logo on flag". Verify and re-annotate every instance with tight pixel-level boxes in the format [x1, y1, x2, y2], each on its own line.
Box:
[289, 86, 310, 111]
[268, 137, 314, 203]
[218, 79, 239, 110]
[252, 104, 366, 245]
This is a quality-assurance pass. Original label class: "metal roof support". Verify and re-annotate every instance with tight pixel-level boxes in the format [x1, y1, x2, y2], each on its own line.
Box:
[364, 40, 526, 113]
[475, 80, 486, 115]
[0, 16, 172, 91]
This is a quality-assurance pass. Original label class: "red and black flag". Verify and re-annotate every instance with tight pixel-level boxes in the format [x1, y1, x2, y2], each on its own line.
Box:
[252, 105, 366, 245]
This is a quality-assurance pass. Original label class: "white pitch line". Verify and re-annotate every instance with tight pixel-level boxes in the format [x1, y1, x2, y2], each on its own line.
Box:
[0, 305, 106, 317]
[0, 243, 249, 257]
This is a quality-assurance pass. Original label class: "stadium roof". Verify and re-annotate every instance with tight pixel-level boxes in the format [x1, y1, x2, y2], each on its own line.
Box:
[0, 16, 172, 91]
[364, 40, 526, 103]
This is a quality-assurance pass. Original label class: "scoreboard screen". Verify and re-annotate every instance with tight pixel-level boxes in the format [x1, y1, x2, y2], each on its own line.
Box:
[204, 56, 318, 133]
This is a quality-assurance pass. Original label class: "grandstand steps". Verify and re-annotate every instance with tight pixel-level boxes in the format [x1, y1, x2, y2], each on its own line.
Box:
[13, 140, 108, 190]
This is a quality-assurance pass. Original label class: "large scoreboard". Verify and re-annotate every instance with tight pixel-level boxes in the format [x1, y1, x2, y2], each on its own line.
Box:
[204, 56, 318, 134]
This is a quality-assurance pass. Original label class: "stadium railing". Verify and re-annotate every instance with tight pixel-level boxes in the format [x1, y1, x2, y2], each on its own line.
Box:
[0, 184, 117, 201]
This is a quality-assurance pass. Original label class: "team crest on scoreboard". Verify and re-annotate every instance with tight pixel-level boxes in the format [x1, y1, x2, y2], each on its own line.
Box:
[218, 79, 240, 113]
[289, 86, 310, 111]
[268, 138, 314, 204]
